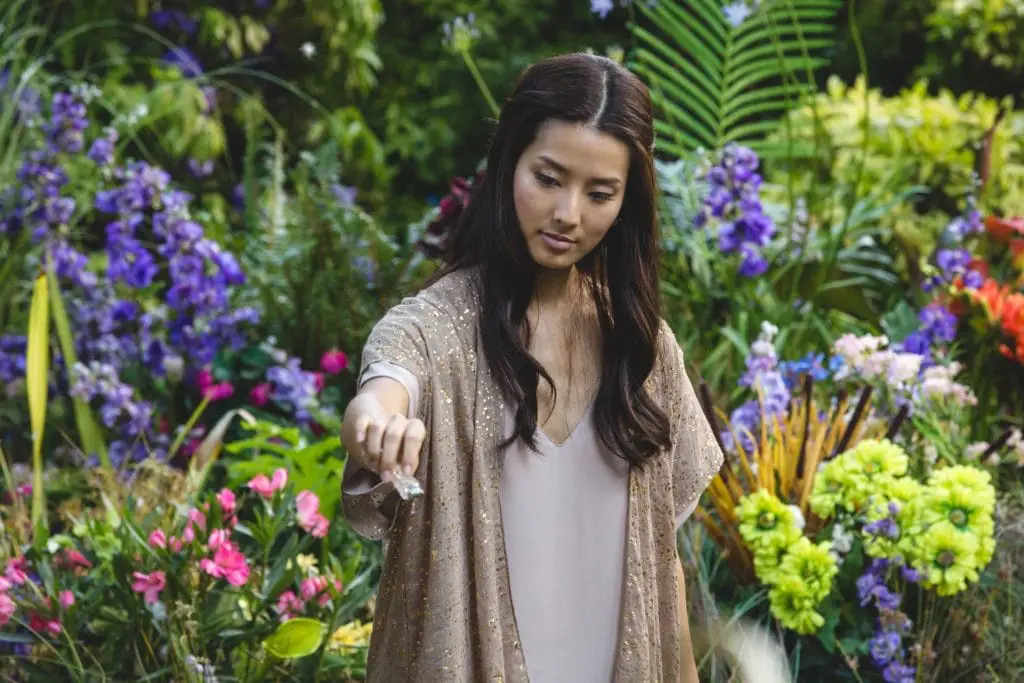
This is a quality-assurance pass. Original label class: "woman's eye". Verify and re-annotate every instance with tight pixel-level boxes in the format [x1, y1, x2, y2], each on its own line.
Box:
[590, 192, 613, 202]
[535, 172, 558, 187]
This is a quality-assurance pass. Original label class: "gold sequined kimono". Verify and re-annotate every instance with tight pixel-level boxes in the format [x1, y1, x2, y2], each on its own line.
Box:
[341, 269, 723, 682]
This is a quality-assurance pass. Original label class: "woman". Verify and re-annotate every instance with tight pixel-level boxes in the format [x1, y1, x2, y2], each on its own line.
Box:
[341, 53, 723, 682]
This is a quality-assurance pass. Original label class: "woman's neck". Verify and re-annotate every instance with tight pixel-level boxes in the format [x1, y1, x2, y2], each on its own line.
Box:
[532, 266, 580, 311]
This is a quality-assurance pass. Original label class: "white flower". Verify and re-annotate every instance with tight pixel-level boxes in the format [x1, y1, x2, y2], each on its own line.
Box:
[984, 453, 1001, 468]
[924, 444, 938, 465]
[964, 442, 988, 461]
[788, 505, 806, 531]
[300, 42, 316, 59]
[831, 524, 854, 554]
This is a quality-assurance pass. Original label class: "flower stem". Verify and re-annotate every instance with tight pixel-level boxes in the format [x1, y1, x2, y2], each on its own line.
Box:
[460, 51, 500, 118]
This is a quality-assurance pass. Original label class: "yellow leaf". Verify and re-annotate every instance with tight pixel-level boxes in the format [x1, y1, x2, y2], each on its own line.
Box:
[26, 273, 50, 539]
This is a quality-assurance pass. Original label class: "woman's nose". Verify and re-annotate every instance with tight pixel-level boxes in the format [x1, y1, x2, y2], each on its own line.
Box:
[552, 190, 581, 228]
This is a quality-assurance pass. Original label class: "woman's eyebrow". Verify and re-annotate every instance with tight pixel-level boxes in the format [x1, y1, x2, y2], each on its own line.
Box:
[538, 154, 622, 186]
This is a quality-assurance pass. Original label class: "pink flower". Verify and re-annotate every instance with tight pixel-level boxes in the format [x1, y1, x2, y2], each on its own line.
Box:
[187, 508, 207, 531]
[58, 590, 75, 609]
[197, 368, 214, 389]
[0, 577, 10, 592]
[320, 349, 349, 375]
[247, 468, 288, 499]
[202, 381, 235, 402]
[149, 530, 167, 549]
[249, 382, 272, 407]
[0, 593, 15, 626]
[300, 576, 332, 607]
[4, 557, 28, 586]
[321, 350, 350, 376]
[208, 529, 230, 551]
[29, 612, 61, 637]
[275, 590, 304, 620]
[169, 536, 183, 552]
[182, 525, 196, 543]
[54, 549, 92, 574]
[216, 488, 236, 516]
[313, 372, 325, 393]
[199, 544, 250, 586]
[296, 491, 330, 538]
[131, 571, 166, 605]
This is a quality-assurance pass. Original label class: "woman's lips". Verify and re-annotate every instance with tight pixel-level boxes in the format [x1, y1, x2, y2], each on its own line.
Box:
[540, 231, 575, 252]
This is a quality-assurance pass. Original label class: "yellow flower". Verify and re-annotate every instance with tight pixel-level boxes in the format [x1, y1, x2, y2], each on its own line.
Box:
[329, 620, 374, 651]
[296, 553, 319, 576]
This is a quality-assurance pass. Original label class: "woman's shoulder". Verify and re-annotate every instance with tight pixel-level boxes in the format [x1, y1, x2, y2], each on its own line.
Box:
[415, 267, 481, 312]
[378, 268, 480, 344]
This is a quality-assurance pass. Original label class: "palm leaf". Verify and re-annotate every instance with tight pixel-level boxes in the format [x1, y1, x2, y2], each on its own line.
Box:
[629, 0, 842, 157]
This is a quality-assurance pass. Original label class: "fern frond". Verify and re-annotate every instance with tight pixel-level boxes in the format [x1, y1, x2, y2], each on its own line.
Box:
[629, 0, 842, 156]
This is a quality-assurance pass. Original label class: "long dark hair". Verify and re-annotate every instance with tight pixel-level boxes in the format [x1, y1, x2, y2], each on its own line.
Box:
[438, 52, 670, 466]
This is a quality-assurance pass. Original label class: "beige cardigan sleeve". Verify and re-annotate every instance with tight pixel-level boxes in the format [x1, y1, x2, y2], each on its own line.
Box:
[658, 321, 724, 528]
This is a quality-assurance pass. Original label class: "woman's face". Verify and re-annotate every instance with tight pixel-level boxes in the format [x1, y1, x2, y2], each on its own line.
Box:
[512, 120, 630, 271]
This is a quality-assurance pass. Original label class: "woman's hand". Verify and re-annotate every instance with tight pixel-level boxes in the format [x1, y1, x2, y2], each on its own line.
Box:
[353, 412, 426, 484]
[342, 377, 425, 484]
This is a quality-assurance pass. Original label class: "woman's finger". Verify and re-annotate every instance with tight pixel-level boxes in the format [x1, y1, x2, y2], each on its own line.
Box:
[379, 414, 407, 476]
[398, 418, 427, 476]
[363, 418, 387, 473]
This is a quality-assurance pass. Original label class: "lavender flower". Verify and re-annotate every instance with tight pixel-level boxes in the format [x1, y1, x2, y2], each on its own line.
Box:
[266, 357, 321, 423]
[0, 335, 27, 383]
[44, 93, 88, 154]
[870, 631, 902, 667]
[694, 145, 776, 277]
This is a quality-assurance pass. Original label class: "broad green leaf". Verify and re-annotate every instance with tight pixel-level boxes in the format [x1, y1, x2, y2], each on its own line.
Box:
[46, 262, 108, 469]
[26, 273, 49, 540]
[263, 618, 326, 659]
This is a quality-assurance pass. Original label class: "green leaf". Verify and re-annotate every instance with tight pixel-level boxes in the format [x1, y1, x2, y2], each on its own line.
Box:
[263, 617, 326, 659]
[630, 0, 842, 155]
[46, 261, 108, 468]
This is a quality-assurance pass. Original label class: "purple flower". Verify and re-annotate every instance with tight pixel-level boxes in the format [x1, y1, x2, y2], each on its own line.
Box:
[882, 662, 917, 683]
[0, 335, 27, 383]
[918, 303, 957, 343]
[331, 184, 357, 206]
[187, 158, 214, 178]
[163, 47, 203, 78]
[150, 10, 197, 35]
[900, 565, 921, 583]
[45, 93, 88, 154]
[107, 238, 159, 289]
[590, 0, 615, 18]
[738, 244, 768, 276]
[870, 631, 902, 667]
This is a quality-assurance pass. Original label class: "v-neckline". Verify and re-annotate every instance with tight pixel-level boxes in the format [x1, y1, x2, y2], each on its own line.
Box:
[535, 398, 597, 448]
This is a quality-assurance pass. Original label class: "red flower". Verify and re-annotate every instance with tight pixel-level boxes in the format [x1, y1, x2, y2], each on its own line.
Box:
[985, 215, 1024, 243]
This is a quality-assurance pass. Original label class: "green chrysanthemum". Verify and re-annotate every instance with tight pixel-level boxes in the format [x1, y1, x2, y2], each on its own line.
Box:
[768, 575, 827, 635]
[913, 523, 981, 597]
[736, 490, 803, 580]
[810, 439, 909, 519]
[776, 537, 838, 599]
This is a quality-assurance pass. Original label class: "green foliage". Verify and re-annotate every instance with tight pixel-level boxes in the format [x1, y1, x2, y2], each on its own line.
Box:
[628, 0, 842, 158]
[770, 76, 1024, 217]
[238, 139, 434, 371]
[223, 420, 345, 519]
[926, 0, 1024, 70]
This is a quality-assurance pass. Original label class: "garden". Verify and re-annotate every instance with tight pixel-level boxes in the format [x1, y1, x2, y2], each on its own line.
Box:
[0, 0, 1023, 680]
